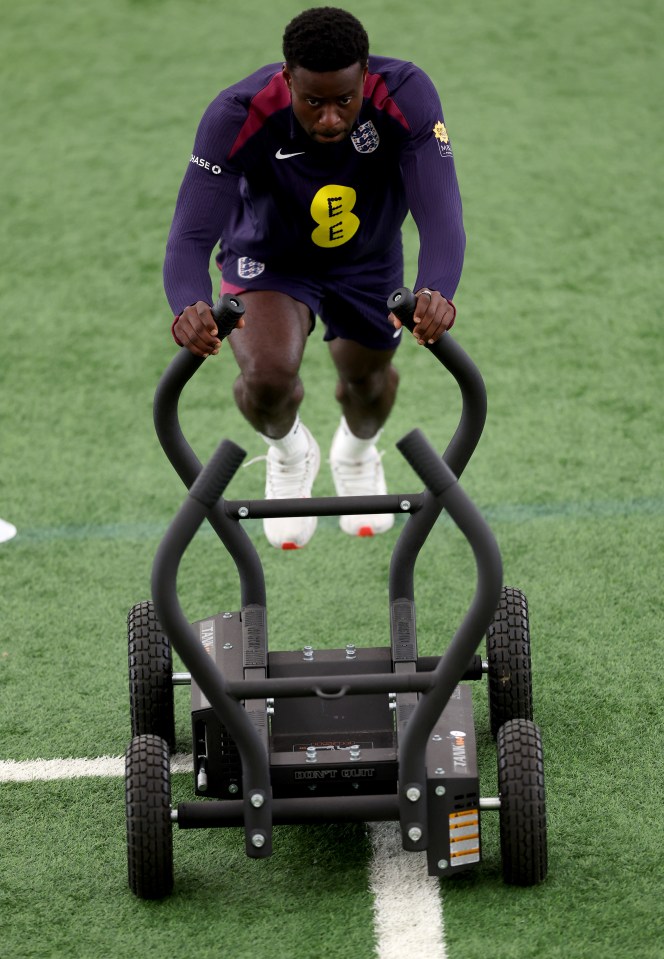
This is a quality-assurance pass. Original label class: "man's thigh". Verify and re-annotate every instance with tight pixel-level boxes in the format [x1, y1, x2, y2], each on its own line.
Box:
[227, 290, 312, 375]
[327, 337, 397, 382]
[320, 244, 404, 351]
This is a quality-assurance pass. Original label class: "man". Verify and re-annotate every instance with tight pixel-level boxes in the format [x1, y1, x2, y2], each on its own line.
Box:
[164, 6, 465, 549]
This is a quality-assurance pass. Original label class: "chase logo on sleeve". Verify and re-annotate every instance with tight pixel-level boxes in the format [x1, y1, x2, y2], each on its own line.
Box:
[190, 154, 222, 174]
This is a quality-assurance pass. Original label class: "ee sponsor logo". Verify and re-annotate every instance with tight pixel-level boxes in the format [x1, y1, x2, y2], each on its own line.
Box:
[310, 184, 359, 248]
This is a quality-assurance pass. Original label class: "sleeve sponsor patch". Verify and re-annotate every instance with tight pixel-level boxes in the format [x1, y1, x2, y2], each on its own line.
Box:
[433, 121, 453, 158]
[190, 154, 222, 174]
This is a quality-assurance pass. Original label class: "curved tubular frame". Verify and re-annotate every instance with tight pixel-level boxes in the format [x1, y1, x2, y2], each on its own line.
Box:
[389, 333, 488, 601]
[151, 290, 503, 857]
[153, 350, 266, 607]
[398, 485, 502, 843]
[151, 433, 502, 857]
[151, 448, 274, 858]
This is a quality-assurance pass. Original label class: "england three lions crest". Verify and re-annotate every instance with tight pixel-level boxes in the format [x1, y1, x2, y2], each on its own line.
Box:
[351, 121, 380, 154]
[237, 257, 265, 279]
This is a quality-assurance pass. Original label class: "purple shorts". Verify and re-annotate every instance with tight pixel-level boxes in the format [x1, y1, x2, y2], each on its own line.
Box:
[216, 241, 404, 351]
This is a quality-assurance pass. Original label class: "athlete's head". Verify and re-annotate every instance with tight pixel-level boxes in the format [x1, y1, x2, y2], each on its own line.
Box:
[282, 7, 369, 72]
[282, 7, 369, 144]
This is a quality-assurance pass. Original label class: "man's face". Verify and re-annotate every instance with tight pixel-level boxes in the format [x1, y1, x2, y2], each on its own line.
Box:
[282, 62, 368, 144]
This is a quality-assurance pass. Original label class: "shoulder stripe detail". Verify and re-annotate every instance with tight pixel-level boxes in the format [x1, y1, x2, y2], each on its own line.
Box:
[229, 72, 291, 158]
[364, 73, 410, 131]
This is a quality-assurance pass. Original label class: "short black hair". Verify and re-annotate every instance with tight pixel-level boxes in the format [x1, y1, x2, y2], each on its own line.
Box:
[282, 7, 369, 72]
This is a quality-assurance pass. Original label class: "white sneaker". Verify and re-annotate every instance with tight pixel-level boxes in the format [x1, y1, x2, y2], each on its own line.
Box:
[329, 426, 395, 537]
[263, 426, 320, 549]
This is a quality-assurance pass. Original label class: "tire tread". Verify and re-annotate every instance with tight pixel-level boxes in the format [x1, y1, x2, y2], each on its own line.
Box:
[125, 733, 173, 899]
[497, 718, 548, 885]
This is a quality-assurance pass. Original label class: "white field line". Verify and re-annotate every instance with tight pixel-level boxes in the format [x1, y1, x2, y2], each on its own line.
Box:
[0, 755, 447, 958]
[368, 822, 447, 959]
[0, 754, 194, 781]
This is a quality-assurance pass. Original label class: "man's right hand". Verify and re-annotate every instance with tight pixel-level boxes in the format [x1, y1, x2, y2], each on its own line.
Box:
[173, 300, 244, 357]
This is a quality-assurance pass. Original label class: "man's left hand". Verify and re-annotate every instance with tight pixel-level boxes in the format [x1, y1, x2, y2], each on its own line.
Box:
[390, 288, 456, 345]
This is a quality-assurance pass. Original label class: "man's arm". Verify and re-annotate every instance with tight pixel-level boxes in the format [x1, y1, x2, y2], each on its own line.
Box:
[163, 95, 245, 352]
[163, 168, 239, 317]
[164, 169, 243, 355]
[393, 67, 466, 343]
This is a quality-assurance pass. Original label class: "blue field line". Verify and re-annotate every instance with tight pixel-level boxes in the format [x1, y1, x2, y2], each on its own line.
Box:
[5, 496, 663, 547]
[482, 496, 664, 523]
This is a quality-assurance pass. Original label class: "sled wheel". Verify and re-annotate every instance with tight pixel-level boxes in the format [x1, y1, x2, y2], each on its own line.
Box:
[125, 734, 174, 899]
[497, 718, 547, 886]
[128, 600, 175, 749]
[486, 587, 533, 737]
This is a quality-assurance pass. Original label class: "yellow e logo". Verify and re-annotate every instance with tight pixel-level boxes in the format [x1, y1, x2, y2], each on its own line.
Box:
[310, 184, 360, 248]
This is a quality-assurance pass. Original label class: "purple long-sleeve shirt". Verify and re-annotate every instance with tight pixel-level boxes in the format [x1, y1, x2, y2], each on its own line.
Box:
[164, 56, 465, 315]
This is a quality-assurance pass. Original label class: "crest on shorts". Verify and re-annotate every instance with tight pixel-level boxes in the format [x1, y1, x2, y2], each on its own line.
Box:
[351, 121, 380, 154]
[433, 121, 453, 158]
[237, 257, 265, 279]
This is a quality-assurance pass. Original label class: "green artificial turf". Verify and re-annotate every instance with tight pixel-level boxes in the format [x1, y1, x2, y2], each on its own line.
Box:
[1, 0, 662, 957]
[2, 778, 375, 959]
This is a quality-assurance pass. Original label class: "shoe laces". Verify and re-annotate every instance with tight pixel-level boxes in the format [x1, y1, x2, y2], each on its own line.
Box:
[330, 447, 386, 496]
[245, 447, 317, 499]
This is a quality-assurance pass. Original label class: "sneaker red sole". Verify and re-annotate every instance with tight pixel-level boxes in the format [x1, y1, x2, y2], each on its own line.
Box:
[357, 526, 375, 537]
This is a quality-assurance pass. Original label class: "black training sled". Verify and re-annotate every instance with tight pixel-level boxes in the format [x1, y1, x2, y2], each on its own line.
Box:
[125, 288, 547, 899]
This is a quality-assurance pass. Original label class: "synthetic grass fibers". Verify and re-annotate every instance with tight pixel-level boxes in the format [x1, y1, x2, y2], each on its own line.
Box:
[1, 0, 663, 957]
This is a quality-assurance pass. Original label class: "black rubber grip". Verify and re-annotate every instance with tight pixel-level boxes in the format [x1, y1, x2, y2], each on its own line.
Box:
[189, 439, 247, 508]
[387, 287, 418, 332]
[396, 429, 457, 496]
[211, 293, 246, 340]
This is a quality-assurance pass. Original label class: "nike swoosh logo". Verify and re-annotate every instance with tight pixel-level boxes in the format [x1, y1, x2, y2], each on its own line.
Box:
[275, 148, 306, 160]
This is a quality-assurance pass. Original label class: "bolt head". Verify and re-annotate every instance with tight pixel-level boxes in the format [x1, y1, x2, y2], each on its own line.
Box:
[437, 859, 448, 870]
[228, 783, 239, 794]
[251, 833, 266, 848]
[238, 506, 249, 518]
[406, 787, 421, 802]
[400, 499, 411, 511]
[407, 826, 422, 843]
[435, 785, 446, 797]
[250, 792, 264, 808]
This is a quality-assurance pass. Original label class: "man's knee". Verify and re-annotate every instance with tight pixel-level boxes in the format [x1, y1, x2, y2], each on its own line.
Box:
[230, 291, 310, 412]
[337, 362, 397, 405]
[236, 360, 304, 410]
